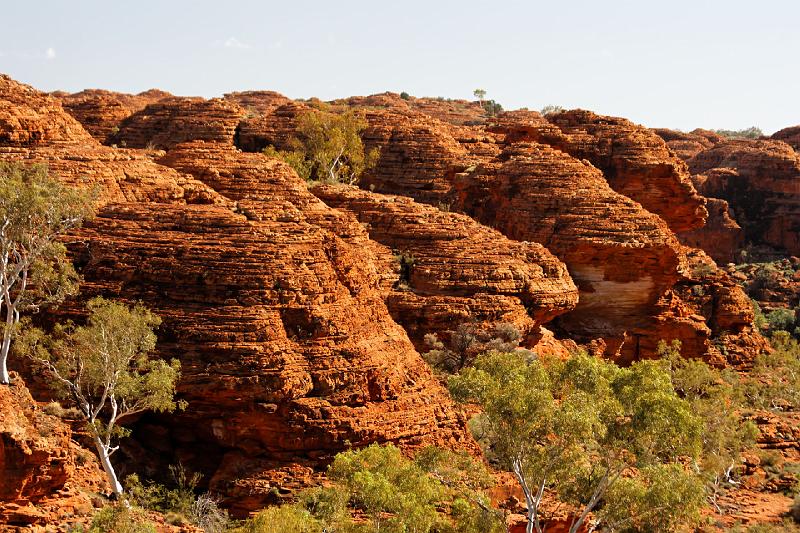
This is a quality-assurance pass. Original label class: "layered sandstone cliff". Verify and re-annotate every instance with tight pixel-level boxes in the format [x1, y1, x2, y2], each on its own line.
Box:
[55, 88, 172, 143]
[110, 96, 246, 149]
[0, 375, 105, 527]
[688, 139, 800, 256]
[0, 76, 472, 515]
[311, 184, 579, 349]
[489, 110, 708, 234]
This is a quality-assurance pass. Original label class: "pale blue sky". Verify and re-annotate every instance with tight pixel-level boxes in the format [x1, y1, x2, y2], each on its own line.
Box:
[1, 0, 797, 133]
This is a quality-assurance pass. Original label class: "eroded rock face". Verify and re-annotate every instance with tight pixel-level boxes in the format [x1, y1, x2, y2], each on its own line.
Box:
[688, 140, 800, 256]
[0, 74, 94, 146]
[448, 142, 694, 358]
[111, 96, 246, 149]
[311, 184, 578, 349]
[652, 128, 724, 161]
[678, 196, 745, 265]
[0, 376, 105, 527]
[55, 88, 172, 143]
[0, 78, 470, 514]
[489, 110, 708, 234]
[773, 125, 800, 152]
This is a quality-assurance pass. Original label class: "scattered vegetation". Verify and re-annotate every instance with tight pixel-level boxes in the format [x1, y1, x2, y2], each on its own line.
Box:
[21, 298, 183, 497]
[263, 107, 378, 185]
[399, 91, 411, 100]
[231, 444, 503, 533]
[472, 88, 502, 116]
[423, 322, 522, 373]
[0, 162, 95, 384]
[713, 127, 764, 139]
[540, 105, 564, 116]
[449, 349, 707, 533]
[126, 465, 229, 531]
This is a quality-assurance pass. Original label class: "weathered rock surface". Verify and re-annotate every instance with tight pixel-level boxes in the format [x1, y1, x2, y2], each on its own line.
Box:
[772, 125, 800, 152]
[489, 110, 707, 233]
[0, 375, 105, 527]
[55, 88, 172, 143]
[652, 127, 723, 161]
[688, 139, 800, 256]
[235, 101, 310, 153]
[0, 78, 471, 514]
[311, 184, 578, 348]
[111, 96, 246, 149]
[678, 196, 745, 265]
[449, 141, 694, 359]
[0, 74, 94, 146]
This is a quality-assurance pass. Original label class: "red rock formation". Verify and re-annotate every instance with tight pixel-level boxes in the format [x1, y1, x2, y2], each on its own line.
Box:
[0, 74, 94, 146]
[223, 90, 294, 117]
[311, 184, 578, 349]
[0, 78, 471, 513]
[111, 96, 246, 149]
[772, 125, 800, 152]
[678, 196, 745, 265]
[688, 139, 800, 256]
[652, 127, 723, 161]
[0, 375, 105, 527]
[235, 101, 310, 153]
[489, 110, 707, 234]
[55, 88, 172, 143]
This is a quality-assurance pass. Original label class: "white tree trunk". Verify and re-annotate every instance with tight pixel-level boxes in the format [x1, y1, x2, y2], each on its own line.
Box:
[0, 318, 12, 384]
[0, 352, 8, 384]
[93, 435, 124, 497]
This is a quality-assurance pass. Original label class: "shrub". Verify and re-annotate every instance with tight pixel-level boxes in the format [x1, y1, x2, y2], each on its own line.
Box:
[88, 504, 157, 533]
[540, 105, 564, 116]
[713, 127, 764, 139]
[263, 108, 378, 185]
[766, 308, 797, 334]
[399, 91, 410, 100]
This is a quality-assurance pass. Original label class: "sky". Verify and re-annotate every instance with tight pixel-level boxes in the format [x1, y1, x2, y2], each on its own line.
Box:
[1, 0, 798, 134]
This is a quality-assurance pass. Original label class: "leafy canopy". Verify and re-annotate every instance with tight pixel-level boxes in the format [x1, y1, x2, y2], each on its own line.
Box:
[263, 107, 378, 185]
[232, 444, 504, 533]
[448, 350, 706, 533]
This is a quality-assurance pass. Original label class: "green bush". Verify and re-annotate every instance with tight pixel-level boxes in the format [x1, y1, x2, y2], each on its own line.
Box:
[263, 107, 378, 185]
[88, 504, 157, 533]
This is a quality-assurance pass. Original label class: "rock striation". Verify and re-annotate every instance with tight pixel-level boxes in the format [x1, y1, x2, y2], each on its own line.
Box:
[489, 110, 708, 234]
[652, 128, 723, 161]
[772, 125, 800, 152]
[688, 139, 800, 256]
[0, 375, 105, 527]
[0, 77, 471, 514]
[55, 88, 172, 143]
[311, 184, 579, 349]
[111, 96, 246, 149]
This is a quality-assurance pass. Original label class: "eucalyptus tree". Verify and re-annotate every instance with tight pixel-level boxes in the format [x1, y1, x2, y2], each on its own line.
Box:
[0, 162, 94, 384]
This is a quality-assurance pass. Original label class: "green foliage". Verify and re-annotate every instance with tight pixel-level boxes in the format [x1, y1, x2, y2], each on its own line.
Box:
[229, 505, 322, 533]
[126, 466, 229, 532]
[0, 162, 95, 383]
[472, 88, 487, 101]
[481, 99, 503, 117]
[713, 126, 764, 139]
[540, 105, 564, 116]
[659, 340, 758, 506]
[236, 444, 503, 533]
[744, 332, 800, 410]
[448, 350, 705, 533]
[766, 308, 797, 334]
[399, 91, 411, 100]
[24, 297, 182, 495]
[423, 322, 522, 373]
[87, 504, 157, 533]
[263, 108, 378, 184]
[753, 300, 768, 331]
[602, 463, 706, 533]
